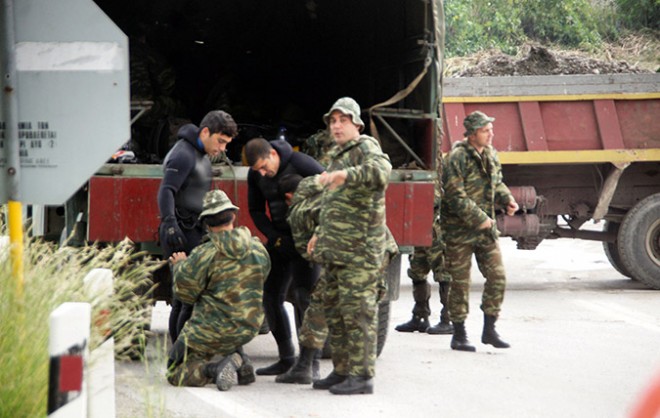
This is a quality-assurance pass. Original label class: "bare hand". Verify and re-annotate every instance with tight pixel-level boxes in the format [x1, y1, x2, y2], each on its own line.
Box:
[478, 218, 494, 230]
[169, 251, 187, 265]
[318, 170, 347, 191]
[506, 200, 519, 216]
[307, 234, 318, 256]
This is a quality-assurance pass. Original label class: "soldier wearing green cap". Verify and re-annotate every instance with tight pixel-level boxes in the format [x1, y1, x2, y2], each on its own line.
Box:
[441, 110, 519, 352]
[307, 97, 392, 395]
[166, 190, 271, 391]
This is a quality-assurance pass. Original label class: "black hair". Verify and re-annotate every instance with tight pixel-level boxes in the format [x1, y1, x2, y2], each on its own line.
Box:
[244, 137, 272, 166]
[277, 173, 303, 197]
[200, 110, 238, 138]
[202, 209, 236, 228]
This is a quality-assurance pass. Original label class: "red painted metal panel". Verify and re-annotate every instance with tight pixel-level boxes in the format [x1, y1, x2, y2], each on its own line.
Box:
[442, 103, 467, 151]
[594, 100, 625, 149]
[616, 99, 660, 149]
[518, 101, 549, 151]
[89, 176, 434, 247]
[386, 182, 434, 246]
[541, 101, 601, 151]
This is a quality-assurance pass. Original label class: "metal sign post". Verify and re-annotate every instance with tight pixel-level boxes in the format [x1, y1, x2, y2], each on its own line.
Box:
[1, 0, 24, 293]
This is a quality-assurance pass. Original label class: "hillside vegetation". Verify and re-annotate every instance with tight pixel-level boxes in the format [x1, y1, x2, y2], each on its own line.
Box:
[444, 0, 659, 76]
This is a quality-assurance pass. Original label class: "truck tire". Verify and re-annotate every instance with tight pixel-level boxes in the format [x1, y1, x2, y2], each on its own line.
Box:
[376, 300, 390, 357]
[616, 193, 660, 290]
[602, 222, 633, 279]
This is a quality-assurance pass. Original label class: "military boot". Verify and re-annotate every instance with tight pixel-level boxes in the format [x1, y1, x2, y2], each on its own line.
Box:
[236, 346, 256, 385]
[395, 280, 431, 332]
[275, 347, 318, 384]
[395, 315, 430, 332]
[450, 322, 476, 352]
[481, 314, 510, 348]
[204, 352, 242, 391]
[312, 370, 347, 390]
[427, 282, 454, 334]
[329, 376, 374, 395]
[256, 340, 295, 375]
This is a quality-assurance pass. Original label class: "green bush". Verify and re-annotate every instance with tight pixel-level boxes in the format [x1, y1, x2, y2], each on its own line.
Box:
[445, 0, 525, 56]
[0, 237, 158, 418]
[615, 0, 660, 31]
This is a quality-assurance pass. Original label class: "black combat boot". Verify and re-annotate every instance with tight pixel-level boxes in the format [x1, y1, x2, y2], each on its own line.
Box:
[450, 322, 476, 352]
[395, 315, 430, 332]
[275, 347, 319, 384]
[395, 281, 431, 332]
[329, 376, 374, 395]
[256, 340, 295, 376]
[427, 282, 454, 334]
[481, 314, 510, 348]
[312, 370, 347, 390]
[236, 346, 256, 385]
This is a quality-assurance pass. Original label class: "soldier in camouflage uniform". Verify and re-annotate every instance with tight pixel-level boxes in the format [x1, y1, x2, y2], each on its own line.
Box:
[441, 111, 519, 352]
[302, 129, 336, 168]
[307, 97, 392, 395]
[395, 183, 453, 335]
[275, 173, 398, 386]
[166, 190, 271, 390]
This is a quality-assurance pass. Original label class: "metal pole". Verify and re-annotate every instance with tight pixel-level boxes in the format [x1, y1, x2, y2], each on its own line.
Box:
[1, 0, 25, 295]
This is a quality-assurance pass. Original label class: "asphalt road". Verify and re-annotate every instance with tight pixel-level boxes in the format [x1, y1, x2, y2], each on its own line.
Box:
[115, 235, 660, 418]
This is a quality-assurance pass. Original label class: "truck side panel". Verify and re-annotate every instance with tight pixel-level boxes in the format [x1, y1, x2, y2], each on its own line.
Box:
[88, 174, 433, 248]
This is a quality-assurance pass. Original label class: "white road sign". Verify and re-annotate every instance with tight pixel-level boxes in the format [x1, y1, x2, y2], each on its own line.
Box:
[0, 0, 129, 204]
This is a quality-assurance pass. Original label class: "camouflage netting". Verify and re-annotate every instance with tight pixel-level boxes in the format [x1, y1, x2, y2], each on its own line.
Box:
[445, 44, 653, 77]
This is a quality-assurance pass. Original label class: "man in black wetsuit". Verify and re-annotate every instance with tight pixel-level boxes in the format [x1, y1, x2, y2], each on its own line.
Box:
[244, 137, 324, 376]
[158, 110, 238, 344]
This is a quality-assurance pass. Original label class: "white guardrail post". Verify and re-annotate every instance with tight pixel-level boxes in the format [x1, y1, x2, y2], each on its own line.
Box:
[47, 302, 91, 417]
[48, 268, 116, 418]
[84, 268, 116, 418]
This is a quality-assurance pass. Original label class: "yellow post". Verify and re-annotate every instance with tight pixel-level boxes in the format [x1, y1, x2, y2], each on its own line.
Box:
[8, 200, 24, 297]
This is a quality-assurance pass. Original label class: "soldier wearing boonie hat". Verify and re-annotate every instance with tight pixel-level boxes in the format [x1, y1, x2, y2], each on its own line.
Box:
[442, 109, 519, 354]
[200, 190, 239, 219]
[323, 97, 365, 133]
[463, 110, 495, 137]
[310, 97, 392, 395]
[166, 186, 270, 392]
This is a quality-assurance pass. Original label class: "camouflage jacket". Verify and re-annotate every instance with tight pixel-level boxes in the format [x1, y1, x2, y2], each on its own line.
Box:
[287, 175, 324, 259]
[313, 135, 392, 268]
[173, 226, 270, 353]
[441, 140, 513, 244]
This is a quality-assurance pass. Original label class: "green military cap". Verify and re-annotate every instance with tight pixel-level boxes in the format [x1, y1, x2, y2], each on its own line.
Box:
[199, 189, 239, 218]
[463, 110, 495, 137]
[323, 97, 365, 132]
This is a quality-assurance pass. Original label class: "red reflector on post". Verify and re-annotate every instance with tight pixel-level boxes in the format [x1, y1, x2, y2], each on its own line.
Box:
[58, 355, 83, 392]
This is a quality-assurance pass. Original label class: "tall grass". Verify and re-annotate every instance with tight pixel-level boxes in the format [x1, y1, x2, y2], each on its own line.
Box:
[0, 236, 160, 417]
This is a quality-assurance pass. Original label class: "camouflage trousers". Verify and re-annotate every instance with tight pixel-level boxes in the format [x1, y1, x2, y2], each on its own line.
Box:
[445, 234, 507, 323]
[298, 274, 329, 351]
[166, 334, 245, 387]
[323, 263, 379, 378]
[408, 220, 452, 317]
[166, 340, 215, 387]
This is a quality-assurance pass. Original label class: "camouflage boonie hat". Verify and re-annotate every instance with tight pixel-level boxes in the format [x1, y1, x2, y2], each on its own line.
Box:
[463, 111, 495, 137]
[323, 97, 365, 132]
[199, 190, 239, 218]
